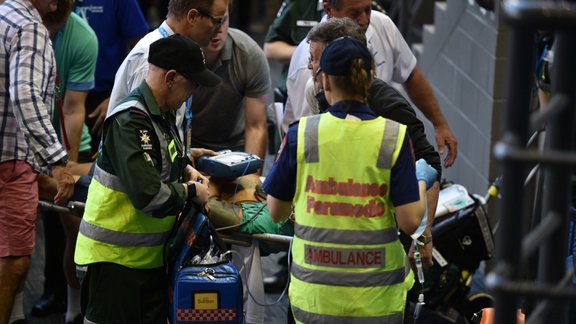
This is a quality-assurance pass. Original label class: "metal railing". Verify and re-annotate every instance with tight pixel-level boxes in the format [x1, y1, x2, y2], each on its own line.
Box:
[38, 200, 293, 253]
[489, 1, 576, 323]
[38, 200, 85, 216]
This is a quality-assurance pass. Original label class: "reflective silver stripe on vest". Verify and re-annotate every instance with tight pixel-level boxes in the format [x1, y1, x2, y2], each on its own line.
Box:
[79, 219, 170, 247]
[304, 115, 321, 163]
[304, 116, 399, 168]
[151, 120, 172, 181]
[291, 262, 406, 287]
[141, 183, 172, 215]
[94, 162, 173, 215]
[295, 223, 398, 245]
[93, 164, 124, 192]
[377, 120, 400, 169]
[107, 99, 145, 120]
[292, 305, 404, 324]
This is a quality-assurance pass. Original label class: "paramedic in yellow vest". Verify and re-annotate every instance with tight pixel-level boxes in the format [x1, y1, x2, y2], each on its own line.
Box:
[264, 37, 438, 323]
[74, 34, 220, 323]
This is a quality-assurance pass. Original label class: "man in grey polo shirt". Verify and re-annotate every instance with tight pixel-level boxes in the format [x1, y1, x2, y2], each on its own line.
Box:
[190, 2, 270, 160]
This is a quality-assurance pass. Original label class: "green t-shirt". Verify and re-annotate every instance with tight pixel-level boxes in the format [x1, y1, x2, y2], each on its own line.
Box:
[52, 13, 98, 155]
[264, 0, 324, 94]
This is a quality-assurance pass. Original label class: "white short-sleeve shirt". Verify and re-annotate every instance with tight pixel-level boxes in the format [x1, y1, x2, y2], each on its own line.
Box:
[282, 11, 417, 132]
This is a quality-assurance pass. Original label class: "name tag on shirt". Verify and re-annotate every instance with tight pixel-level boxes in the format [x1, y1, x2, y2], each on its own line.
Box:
[296, 20, 318, 27]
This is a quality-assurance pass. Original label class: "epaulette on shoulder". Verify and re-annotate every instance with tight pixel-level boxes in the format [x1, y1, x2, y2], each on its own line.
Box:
[129, 108, 148, 117]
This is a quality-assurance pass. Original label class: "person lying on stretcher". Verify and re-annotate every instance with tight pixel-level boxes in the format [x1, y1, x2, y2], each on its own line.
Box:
[206, 173, 294, 239]
[184, 150, 293, 255]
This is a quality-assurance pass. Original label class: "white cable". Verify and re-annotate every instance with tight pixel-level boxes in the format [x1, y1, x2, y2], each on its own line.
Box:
[230, 249, 290, 307]
[218, 158, 291, 307]
[410, 195, 428, 240]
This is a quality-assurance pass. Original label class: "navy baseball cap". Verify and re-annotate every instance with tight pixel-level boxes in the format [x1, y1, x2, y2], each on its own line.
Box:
[148, 34, 221, 87]
[319, 36, 373, 76]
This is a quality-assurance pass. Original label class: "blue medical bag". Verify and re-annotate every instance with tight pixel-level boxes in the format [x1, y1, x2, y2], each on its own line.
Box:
[172, 261, 243, 323]
[168, 207, 243, 323]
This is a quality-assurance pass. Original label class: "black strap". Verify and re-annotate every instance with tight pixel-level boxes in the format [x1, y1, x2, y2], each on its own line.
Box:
[163, 201, 199, 267]
[179, 208, 232, 266]
[206, 216, 230, 258]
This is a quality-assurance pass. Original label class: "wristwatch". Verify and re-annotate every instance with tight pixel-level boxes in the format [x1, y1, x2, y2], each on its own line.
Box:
[51, 156, 68, 167]
[416, 234, 433, 246]
[186, 181, 197, 204]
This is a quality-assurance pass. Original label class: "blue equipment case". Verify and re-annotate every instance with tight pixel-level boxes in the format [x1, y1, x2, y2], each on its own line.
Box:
[172, 262, 243, 323]
[168, 207, 244, 323]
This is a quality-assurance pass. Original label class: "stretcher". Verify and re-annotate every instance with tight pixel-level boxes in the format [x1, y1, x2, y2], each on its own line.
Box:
[202, 196, 293, 323]
[218, 233, 292, 324]
[37, 201, 294, 263]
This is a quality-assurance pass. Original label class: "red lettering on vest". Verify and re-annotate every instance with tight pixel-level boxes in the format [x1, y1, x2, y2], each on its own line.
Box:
[305, 246, 385, 267]
[353, 205, 363, 217]
[306, 196, 315, 213]
[303, 176, 388, 198]
[305, 196, 386, 218]
[305, 175, 315, 192]
[379, 184, 388, 196]
[307, 246, 316, 263]
[369, 184, 380, 196]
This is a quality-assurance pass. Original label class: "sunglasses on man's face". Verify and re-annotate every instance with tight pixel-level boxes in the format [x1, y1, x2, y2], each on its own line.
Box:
[196, 9, 226, 27]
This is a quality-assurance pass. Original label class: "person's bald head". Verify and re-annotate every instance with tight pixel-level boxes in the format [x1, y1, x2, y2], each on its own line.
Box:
[323, 0, 372, 30]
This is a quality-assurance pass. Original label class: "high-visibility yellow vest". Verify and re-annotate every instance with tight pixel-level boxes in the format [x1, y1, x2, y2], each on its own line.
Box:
[75, 98, 177, 269]
[290, 113, 414, 323]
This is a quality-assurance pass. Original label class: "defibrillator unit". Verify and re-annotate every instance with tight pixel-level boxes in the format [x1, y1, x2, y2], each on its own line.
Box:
[196, 150, 262, 179]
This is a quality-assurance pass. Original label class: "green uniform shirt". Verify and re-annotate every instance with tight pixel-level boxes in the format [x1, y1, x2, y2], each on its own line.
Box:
[98, 82, 187, 216]
[75, 82, 187, 270]
[265, 0, 323, 94]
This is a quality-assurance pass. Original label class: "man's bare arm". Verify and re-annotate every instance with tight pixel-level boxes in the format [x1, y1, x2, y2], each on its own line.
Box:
[244, 96, 268, 159]
[403, 67, 458, 167]
[62, 90, 89, 161]
[263, 41, 296, 62]
[267, 194, 293, 223]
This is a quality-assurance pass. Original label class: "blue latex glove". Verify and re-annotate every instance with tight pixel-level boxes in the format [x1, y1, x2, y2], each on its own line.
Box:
[415, 159, 437, 190]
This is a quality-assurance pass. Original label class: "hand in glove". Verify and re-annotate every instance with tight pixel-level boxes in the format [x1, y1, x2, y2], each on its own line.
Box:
[415, 159, 437, 190]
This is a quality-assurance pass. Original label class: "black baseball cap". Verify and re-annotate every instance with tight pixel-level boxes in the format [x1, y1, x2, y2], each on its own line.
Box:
[320, 36, 373, 76]
[148, 34, 221, 87]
